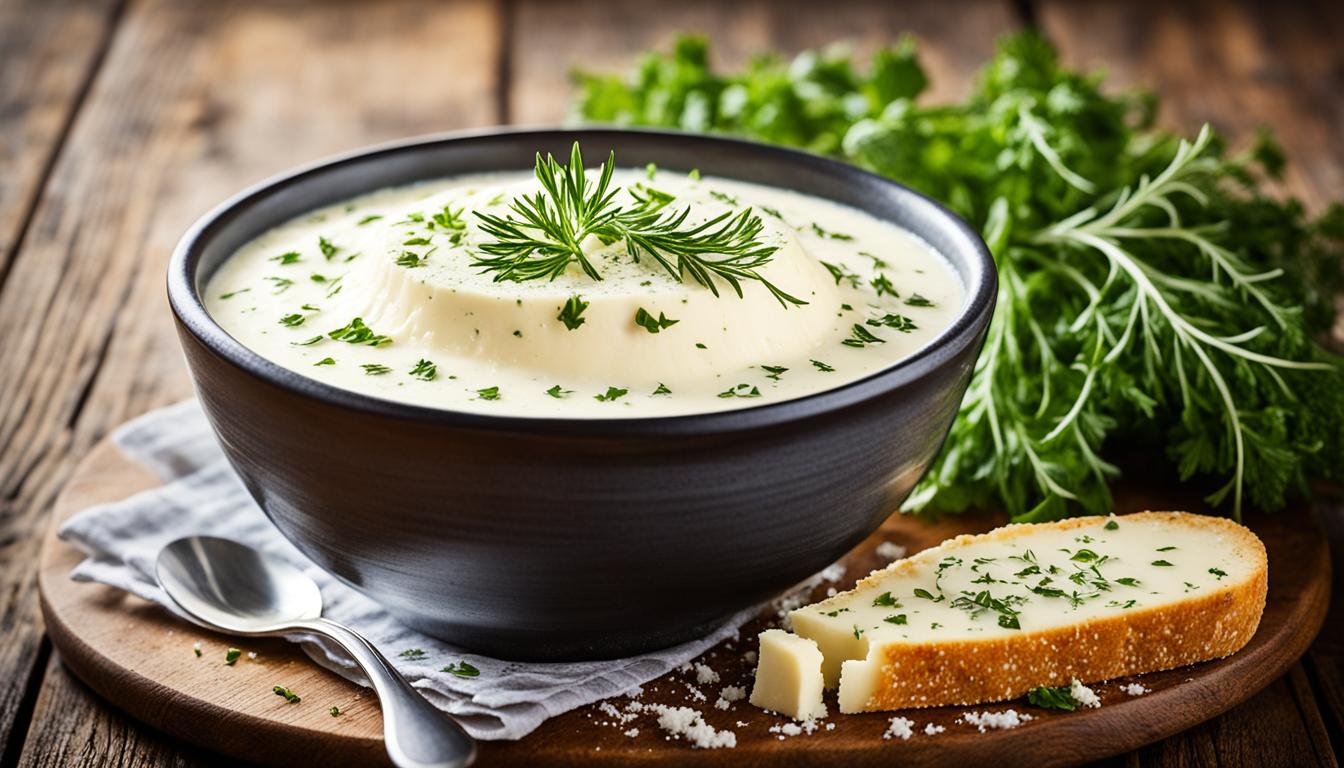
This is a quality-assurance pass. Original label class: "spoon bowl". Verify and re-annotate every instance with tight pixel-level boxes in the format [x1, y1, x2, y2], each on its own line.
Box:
[156, 535, 476, 768]
[156, 536, 321, 632]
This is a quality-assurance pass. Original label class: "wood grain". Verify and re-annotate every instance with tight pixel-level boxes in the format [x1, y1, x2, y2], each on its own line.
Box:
[38, 436, 1332, 768]
[0, 0, 124, 755]
[507, 0, 1019, 125]
[0, 0, 500, 763]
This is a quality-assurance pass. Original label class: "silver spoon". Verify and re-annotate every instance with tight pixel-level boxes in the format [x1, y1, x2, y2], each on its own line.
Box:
[156, 536, 476, 768]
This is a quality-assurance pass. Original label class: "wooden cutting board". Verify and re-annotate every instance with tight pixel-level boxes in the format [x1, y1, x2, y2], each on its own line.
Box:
[38, 437, 1330, 767]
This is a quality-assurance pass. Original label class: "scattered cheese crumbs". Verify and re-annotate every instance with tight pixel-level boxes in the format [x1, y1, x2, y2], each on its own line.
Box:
[192, 642, 202, 657]
[960, 709, 1033, 732]
[875, 541, 908, 560]
[820, 563, 846, 582]
[247, 651, 258, 660]
[678, 662, 693, 673]
[924, 723, 945, 736]
[743, 651, 757, 665]
[825, 723, 835, 731]
[714, 685, 746, 711]
[694, 663, 720, 685]
[1070, 679, 1102, 709]
[623, 728, 639, 738]
[652, 705, 737, 749]
[770, 722, 803, 738]
[883, 716, 915, 740]
[1122, 683, 1150, 696]
[684, 682, 708, 703]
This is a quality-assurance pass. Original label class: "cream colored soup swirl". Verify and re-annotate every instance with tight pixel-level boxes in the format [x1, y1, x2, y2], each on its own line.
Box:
[205, 167, 962, 418]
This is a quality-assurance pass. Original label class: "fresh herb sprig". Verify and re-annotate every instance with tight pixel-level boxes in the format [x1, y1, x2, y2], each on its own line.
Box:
[576, 33, 1344, 521]
[473, 143, 805, 307]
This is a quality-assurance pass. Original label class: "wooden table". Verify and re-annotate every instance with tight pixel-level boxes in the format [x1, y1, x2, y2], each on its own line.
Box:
[0, 0, 1340, 765]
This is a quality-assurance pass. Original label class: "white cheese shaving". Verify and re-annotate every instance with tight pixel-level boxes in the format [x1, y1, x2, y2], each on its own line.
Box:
[1122, 683, 1149, 696]
[651, 705, 737, 749]
[960, 709, 1033, 732]
[882, 716, 915, 740]
[1070, 678, 1102, 708]
[694, 663, 720, 685]
[924, 722, 945, 735]
[875, 541, 907, 560]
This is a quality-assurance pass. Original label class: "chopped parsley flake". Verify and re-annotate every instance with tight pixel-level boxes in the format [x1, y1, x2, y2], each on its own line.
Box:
[1027, 685, 1078, 711]
[442, 661, 480, 678]
[279, 313, 305, 327]
[357, 215, 382, 225]
[267, 276, 294, 293]
[318, 236, 339, 260]
[867, 313, 917, 332]
[811, 222, 853, 240]
[885, 614, 908, 625]
[219, 288, 250, 299]
[329, 706, 343, 717]
[870, 273, 898, 298]
[1151, 560, 1174, 567]
[396, 251, 425, 268]
[1104, 520, 1119, 531]
[872, 591, 899, 608]
[634, 307, 679, 333]
[811, 359, 835, 372]
[652, 382, 672, 395]
[328, 317, 391, 346]
[904, 293, 935, 307]
[718, 383, 761, 398]
[399, 649, 427, 659]
[225, 648, 242, 666]
[546, 384, 573, 398]
[558, 296, 589, 330]
[273, 685, 301, 704]
[476, 386, 501, 401]
[760, 365, 788, 381]
[820, 260, 861, 288]
[842, 323, 885, 347]
[361, 364, 392, 375]
[269, 251, 302, 265]
[314, 357, 335, 366]
[1209, 567, 1227, 579]
[595, 386, 628, 402]
[410, 359, 437, 381]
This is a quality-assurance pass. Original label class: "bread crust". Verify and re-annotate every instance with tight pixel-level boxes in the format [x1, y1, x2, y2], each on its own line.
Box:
[838, 511, 1268, 712]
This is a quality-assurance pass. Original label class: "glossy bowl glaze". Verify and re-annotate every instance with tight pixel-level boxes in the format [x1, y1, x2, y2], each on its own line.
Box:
[167, 128, 996, 660]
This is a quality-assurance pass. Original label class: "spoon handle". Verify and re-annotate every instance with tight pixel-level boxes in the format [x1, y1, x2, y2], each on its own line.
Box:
[297, 618, 476, 768]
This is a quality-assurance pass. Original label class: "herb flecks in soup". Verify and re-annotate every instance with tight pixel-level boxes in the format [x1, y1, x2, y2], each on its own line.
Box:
[206, 145, 963, 417]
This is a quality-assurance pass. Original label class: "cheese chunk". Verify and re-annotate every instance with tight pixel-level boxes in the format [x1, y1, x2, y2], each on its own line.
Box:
[748, 629, 828, 720]
[782, 512, 1267, 713]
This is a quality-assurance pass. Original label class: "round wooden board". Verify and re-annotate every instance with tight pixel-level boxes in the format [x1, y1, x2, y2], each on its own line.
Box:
[40, 437, 1331, 767]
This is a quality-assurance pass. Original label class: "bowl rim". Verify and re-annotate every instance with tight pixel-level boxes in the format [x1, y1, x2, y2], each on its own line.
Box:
[168, 126, 997, 437]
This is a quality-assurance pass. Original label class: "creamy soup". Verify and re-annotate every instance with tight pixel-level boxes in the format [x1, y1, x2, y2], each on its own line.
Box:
[205, 160, 963, 418]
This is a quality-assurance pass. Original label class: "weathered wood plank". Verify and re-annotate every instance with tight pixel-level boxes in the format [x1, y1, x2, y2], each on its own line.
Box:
[0, 0, 122, 283]
[0, 0, 501, 763]
[1038, 0, 1344, 210]
[1040, 2, 1344, 764]
[18, 654, 235, 768]
[508, 0, 1020, 125]
[0, 0, 126, 756]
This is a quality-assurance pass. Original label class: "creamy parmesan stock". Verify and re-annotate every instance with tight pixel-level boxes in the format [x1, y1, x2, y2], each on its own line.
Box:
[205, 167, 963, 417]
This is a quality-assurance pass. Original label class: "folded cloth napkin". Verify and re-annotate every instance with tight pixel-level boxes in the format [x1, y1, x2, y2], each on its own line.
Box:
[58, 400, 760, 741]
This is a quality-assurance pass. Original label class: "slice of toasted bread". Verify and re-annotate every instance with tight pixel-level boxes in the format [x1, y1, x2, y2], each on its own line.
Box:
[775, 511, 1267, 714]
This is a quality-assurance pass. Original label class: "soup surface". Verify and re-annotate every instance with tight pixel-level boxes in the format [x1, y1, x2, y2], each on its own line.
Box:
[205, 163, 963, 417]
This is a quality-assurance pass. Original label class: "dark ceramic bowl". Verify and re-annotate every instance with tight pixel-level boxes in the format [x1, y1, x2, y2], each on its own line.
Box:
[168, 128, 996, 661]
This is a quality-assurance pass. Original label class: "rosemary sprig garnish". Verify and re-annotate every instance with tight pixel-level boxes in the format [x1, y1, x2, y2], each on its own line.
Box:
[472, 143, 805, 308]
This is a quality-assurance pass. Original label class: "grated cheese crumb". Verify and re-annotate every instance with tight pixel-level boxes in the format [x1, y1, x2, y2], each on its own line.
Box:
[875, 541, 908, 560]
[694, 663, 720, 685]
[1070, 679, 1102, 709]
[883, 716, 915, 740]
[1122, 683, 1149, 696]
[744, 650, 757, 665]
[924, 723, 945, 735]
[651, 705, 737, 749]
[960, 709, 1033, 732]
[623, 728, 639, 738]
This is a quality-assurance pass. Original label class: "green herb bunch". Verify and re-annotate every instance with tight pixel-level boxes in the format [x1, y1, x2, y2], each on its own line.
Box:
[575, 33, 1344, 521]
